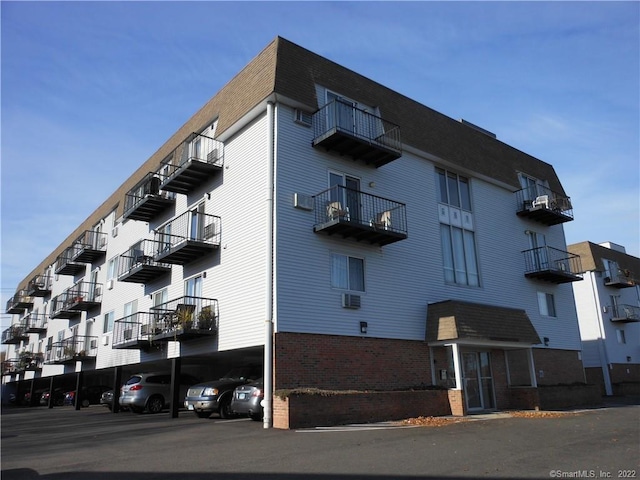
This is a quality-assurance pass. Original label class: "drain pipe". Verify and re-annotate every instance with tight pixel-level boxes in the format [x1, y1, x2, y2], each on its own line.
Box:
[263, 101, 275, 429]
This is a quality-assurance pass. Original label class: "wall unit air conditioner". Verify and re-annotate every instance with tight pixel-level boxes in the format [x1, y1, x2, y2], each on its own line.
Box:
[123, 329, 133, 341]
[107, 279, 114, 290]
[342, 293, 361, 309]
[111, 227, 118, 238]
[90, 339, 98, 349]
[102, 336, 109, 346]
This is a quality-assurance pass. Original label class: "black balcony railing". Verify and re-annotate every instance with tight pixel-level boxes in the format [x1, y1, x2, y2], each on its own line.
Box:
[159, 133, 224, 194]
[118, 240, 172, 283]
[6, 290, 33, 314]
[123, 172, 176, 221]
[71, 230, 108, 263]
[153, 211, 221, 265]
[1, 324, 28, 344]
[523, 246, 583, 284]
[17, 351, 44, 371]
[610, 304, 640, 322]
[604, 268, 636, 288]
[113, 312, 157, 349]
[54, 246, 86, 276]
[515, 186, 573, 226]
[27, 273, 52, 297]
[149, 296, 219, 342]
[24, 312, 48, 333]
[312, 100, 402, 168]
[313, 185, 407, 246]
[50, 282, 102, 318]
[46, 336, 98, 364]
[2, 360, 20, 376]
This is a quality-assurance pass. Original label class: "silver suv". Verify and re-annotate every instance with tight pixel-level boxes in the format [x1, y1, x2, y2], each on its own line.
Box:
[119, 372, 200, 414]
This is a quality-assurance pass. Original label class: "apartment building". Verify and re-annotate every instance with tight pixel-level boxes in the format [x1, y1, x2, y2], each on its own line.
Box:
[567, 241, 640, 396]
[2, 37, 588, 426]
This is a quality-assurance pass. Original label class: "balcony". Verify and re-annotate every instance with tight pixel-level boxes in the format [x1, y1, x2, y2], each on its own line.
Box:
[50, 282, 102, 319]
[123, 172, 176, 221]
[153, 211, 221, 265]
[1, 324, 28, 344]
[149, 296, 219, 342]
[24, 312, 48, 334]
[604, 269, 636, 288]
[71, 230, 108, 263]
[312, 100, 402, 168]
[113, 312, 156, 350]
[27, 274, 52, 297]
[159, 133, 224, 194]
[17, 351, 44, 372]
[515, 186, 573, 226]
[313, 185, 408, 246]
[117, 240, 172, 283]
[54, 246, 86, 276]
[46, 336, 98, 364]
[523, 246, 583, 284]
[610, 304, 640, 323]
[6, 290, 33, 314]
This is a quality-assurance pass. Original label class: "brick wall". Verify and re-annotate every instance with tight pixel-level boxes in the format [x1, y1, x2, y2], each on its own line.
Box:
[274, 332, 431, 391]
[533, 349, 586, 385]
[610, 363, 640, 385]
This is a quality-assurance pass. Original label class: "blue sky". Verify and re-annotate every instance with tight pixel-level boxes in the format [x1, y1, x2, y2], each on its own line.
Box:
[1, 1, 639, 328]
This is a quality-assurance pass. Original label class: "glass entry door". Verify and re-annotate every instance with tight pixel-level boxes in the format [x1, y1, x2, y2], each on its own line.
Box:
[462, 351, 495, 411]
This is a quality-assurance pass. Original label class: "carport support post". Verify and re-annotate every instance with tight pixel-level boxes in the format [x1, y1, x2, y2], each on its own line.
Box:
[170, 358, 181, 419]
[48, 377, 54, 409]
[28, 379, 36, 407]
[74, 371, 84, 410]
[112, 366, 122, 414]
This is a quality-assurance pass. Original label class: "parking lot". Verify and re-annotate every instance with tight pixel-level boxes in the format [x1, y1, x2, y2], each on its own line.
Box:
[2, 401, 639, 480]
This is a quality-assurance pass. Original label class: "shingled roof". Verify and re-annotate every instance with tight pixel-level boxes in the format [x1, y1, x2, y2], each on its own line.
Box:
[426, 300, 541, 345]
[568, 241, 640, 283]
[14, 36, 568, 291]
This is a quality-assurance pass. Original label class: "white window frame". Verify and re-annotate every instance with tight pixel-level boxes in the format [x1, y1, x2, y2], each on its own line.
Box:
[103, 311, 115, 334]
[537, 292, 557, 317]
[330, 253, 365, 292]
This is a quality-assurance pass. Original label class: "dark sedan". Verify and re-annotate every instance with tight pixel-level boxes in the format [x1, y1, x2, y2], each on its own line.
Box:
[230, 379, 264, 421]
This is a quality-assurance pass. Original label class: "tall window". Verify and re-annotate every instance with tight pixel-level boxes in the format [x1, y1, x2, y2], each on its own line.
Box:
[436, 168, 478, 286]
[331, 254, 364, 292]
[103, 311, 114, 334]
[537, 292, 556, 317]
[106, 257, 118, 281]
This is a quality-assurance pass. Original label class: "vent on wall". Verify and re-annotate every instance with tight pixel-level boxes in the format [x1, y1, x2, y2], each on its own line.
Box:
[342, 293, 361, 309]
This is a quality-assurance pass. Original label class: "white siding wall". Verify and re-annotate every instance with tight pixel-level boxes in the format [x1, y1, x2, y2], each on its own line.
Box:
[275, 103, 582, 351]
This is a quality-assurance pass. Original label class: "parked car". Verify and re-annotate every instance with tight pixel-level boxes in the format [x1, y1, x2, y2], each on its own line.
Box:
[230, 378, 264, 421]
[64, 385, 111, 407]
[119, 372, 200, 414]
[100, 390, 114, 410]
[184, 367, 261, 419]
[40, 388, 65, 407]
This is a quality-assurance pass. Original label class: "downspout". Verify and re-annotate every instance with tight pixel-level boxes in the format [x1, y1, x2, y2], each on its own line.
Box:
[263, 101, 275, 429]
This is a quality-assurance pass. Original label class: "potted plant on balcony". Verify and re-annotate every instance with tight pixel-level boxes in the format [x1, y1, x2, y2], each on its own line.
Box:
[177, 307, 194, 331]
[63, 346, 76, 359]
[197, 306, 216, 331]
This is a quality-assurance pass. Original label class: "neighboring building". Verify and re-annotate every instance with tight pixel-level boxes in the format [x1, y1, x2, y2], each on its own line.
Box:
[568, 241, 640, 396]
[2, 37, 589, 426]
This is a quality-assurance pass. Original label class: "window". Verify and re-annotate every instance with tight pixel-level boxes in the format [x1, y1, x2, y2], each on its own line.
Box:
[152, 288, 168, 309]
[441, 225, 479, 286]
[185, 276, 203, 298]
[331, 254, 364, 292]
[103, 311, 115, 334]
[106, 257, 118, 281]
[537, 292, 556, 317]
[616, 329, 626, 344]
[436, 168, 471, 211]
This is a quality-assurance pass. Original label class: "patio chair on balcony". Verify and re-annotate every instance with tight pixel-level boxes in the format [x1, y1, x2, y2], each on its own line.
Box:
[532, 195, 549, 209]
[371, 210, 391, 230]
[327, 202, 350, 221]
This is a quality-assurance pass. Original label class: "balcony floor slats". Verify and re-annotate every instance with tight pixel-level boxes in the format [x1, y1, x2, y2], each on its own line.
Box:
[152, 328, 218, 342]
[154, 241, 218, 265]
[73, 248, 106, 264]
[516, 207, 573, 226]
[27, 286, 51, 297]
[314, 218, 407, 246]
[524, 270, 583, 284]
[161, 161, 223, 194]
[55, 263, 86, 276]
[123, 195, 175, 222]
[118, 264, 172, 283]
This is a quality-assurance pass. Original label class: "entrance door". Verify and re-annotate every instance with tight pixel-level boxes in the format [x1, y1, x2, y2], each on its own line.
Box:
[462, 351, 495, 411]
[329, 172, 361, 223]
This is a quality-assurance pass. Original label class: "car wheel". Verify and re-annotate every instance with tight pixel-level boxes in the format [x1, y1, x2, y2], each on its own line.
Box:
[195, 411, 211, 419]
[146, 396, 164, 414]
[81, 399, 90, 408]
[218, 396, 233, 419]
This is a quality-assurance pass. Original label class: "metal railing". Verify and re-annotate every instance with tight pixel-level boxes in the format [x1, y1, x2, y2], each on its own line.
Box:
[515, 185, 573, 219]
[118, 239, 172, 278]
[27, 273, 52, 295]
[113, 312, 156, 346]
[54, 246, 84, 274]
[51, 281, 102, 316]
[313, 185, 407, 234]
[154, 211, 221, 251]
[47, 336, 98, 363]
[6, 289, 33, 313]
[159, 132, 224, 178]
[1, 324, 27, 344]
[313, 99, 401, 153]
[150, 296, 219, 335]
[605, 268, 635, 287]
[24, 312, 48, 331]
[124, 172, 175, 216]
[522, 246, 582, 276]
[17, 351, 44, 371]
[610, 304, 640, 322]
[72, 230, 108, 259]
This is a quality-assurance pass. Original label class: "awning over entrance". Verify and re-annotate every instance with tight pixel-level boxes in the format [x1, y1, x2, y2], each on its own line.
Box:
[426, 300, 541, 345]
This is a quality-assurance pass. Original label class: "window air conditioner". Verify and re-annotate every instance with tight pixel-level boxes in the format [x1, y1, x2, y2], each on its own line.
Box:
[102, 336, 109, 346]
[111, 227, 118, 238]
[107, 279, 114, 290]
[342, 293, 361, 309]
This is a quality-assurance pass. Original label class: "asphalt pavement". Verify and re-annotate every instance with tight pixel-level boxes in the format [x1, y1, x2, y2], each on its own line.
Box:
[1, 399, 638, 480]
